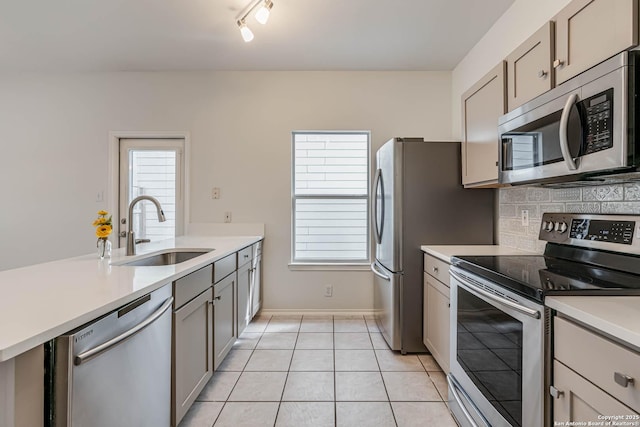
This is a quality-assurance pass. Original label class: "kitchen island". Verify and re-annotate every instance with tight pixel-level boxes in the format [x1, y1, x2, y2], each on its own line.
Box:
[0, 234, 262, 427]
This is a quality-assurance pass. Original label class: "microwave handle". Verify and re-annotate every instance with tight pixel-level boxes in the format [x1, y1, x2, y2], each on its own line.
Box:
[559, 93, 578, 171]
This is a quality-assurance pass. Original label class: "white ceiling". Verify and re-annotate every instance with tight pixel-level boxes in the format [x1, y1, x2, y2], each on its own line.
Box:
[0, 0, 514, 72]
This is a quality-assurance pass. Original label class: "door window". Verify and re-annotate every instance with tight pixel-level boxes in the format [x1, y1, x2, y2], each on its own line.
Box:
[118, 139, 184, 247]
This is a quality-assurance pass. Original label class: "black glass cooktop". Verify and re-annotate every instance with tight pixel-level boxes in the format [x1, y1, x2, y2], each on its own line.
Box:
[452, 244, 640, 303]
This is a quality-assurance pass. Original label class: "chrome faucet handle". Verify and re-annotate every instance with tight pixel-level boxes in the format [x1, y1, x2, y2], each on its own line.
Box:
[135, 239, 151, 244]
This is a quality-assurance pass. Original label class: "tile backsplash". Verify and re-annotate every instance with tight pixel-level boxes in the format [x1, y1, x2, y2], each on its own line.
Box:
[498, 183, 640, 253]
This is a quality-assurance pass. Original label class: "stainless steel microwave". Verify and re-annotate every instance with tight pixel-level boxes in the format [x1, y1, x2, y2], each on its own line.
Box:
[498, 51, 640, 185]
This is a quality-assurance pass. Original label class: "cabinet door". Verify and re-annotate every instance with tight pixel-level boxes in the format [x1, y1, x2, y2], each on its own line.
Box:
[173, 289, 213, 426]
[214, 273, 237, 369]
[250, 254, 262, 318]
[507, 22, 554, 111]
[423, 274, 450, 373]
[461, 62, 507, 187]
[237, 262, 251, 336]
[554, 0, 638, 85]
[553, 360, 637, 422]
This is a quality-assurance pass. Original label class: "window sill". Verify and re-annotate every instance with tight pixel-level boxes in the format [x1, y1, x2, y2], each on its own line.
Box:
[288, 263, 371, 272]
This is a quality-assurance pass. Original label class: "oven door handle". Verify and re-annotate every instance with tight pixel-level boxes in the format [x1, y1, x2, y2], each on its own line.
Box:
[451, 270, 541, 319]
[559, 92, 579, 171]
[447, 374, 490, 427]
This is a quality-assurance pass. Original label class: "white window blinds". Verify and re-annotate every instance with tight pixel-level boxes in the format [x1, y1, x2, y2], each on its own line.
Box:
[292, 132, 369, 263]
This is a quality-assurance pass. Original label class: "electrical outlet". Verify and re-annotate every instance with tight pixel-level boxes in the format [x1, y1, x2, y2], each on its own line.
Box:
[224, 212, 232, 223]
[212, 187, 220, 199]
[521, 209, 529, 227]
[324, 285, 333, 297]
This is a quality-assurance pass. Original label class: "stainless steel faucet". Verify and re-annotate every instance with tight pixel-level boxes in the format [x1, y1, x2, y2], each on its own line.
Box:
[126, 195, 166, 255]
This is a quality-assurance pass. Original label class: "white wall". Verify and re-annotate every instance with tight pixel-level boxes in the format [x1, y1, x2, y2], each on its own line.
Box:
[0, 71, 452, 311]
[451, 0, 572, 139]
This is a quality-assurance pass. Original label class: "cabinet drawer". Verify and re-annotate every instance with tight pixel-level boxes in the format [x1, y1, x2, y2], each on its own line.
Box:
[237, 246, 252, 267]
[214, 254, 237, 283]
[424, 254, 450, 287]
[553, 360, 636, 422]
[554, 316, 640, 411]
[173, 264, 213, 309]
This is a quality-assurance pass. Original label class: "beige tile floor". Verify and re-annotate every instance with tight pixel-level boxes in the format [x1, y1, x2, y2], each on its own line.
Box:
[178, 314, 457, 427]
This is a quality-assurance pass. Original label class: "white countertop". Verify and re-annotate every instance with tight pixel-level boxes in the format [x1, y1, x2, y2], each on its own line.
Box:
[421, 245, 538, 263]
[0, 235, 261, 361]
[546, 296, 640, 351]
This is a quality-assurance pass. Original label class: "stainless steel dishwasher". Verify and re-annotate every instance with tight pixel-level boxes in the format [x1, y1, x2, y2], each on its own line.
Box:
[47, 284, 173, 427]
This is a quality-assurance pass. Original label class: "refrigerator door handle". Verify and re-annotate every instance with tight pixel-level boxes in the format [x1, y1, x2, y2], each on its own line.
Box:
[371, 262, 391, 281]
[373, 168, 384, 244]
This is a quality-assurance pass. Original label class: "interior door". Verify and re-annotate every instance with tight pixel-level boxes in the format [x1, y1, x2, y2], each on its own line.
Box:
[374, 139, 400, 272]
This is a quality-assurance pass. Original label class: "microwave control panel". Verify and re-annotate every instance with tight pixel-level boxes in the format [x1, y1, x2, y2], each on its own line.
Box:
[583, 89, 613, 155]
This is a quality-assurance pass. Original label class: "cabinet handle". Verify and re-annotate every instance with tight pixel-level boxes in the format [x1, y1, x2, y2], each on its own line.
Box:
[214, 296, 222, 301]
[549, 386, 564, 399]
[553, 59, 564, 69]
[614, 372, 634, 388]
[538, 70, 548, 78]
[432, 267, 439, 273]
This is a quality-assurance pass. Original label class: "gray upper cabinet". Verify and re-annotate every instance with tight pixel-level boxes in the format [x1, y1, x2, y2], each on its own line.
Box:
[506, 22, 554, 112]
[461, 61, 507, 188]
[554, 0, 638, 85]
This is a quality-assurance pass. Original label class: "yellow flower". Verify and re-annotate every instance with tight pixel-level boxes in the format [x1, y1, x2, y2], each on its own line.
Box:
[96, 225, 112, 239]
[92, 217, 108, 227]
[97, 210, 108, 216]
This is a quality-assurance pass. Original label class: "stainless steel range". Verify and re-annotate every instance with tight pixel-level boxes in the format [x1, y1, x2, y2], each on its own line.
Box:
[448, 213, 640, 427]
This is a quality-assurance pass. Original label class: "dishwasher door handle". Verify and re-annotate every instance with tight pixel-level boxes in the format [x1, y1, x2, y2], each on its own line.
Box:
[74, 296, 174, 366]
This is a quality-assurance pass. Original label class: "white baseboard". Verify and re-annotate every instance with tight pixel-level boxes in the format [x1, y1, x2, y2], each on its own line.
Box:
[258, 309, 375, 317]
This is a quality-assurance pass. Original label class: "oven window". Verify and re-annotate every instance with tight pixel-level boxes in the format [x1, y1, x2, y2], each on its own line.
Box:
[457, 287, 523, 426]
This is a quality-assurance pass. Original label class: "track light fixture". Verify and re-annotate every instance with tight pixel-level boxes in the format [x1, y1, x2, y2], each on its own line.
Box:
[236, 0, 275, 42]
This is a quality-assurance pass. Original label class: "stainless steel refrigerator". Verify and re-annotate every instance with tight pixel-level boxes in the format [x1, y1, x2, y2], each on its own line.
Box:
[371, 138, 494, 353]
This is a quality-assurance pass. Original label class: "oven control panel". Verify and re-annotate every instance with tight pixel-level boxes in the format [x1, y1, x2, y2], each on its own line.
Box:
[569, 219, 634, 244]
[539, 213, 640, 252]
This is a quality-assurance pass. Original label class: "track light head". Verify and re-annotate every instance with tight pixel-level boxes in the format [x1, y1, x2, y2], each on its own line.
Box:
[237, 20, 254, 42]
[254, 0, 273, 25]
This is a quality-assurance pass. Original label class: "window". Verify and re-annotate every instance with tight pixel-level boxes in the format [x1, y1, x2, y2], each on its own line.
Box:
[292, 131, 370, 264]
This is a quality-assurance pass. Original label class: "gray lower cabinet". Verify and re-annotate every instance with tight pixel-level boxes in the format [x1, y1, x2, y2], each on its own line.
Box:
[422, 254, 451, 373]
[213, 272, 237, 369]
[171, 265, 213, 427]
[552, 316, 640, 422]
[237, 257, 251, 337]
[250, 242, 263, 317]
[172, 290, 213, 426]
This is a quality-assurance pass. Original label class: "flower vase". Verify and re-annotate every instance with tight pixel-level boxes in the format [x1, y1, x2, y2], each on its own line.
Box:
[97, 239, 112, 260]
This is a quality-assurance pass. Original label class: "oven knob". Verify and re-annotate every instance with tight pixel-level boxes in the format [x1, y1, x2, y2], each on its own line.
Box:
[557, 222, 568, 233]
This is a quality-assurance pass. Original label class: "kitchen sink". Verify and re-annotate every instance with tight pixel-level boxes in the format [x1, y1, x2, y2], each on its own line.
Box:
[115, 249, 214, 266]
